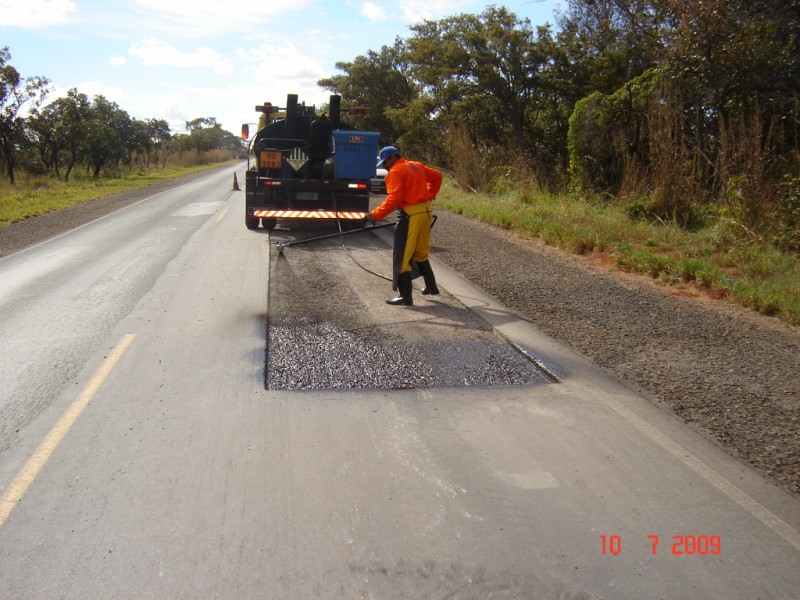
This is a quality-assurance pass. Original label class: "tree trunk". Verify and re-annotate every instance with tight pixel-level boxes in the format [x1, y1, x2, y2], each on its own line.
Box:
[3, 151, 15, 184]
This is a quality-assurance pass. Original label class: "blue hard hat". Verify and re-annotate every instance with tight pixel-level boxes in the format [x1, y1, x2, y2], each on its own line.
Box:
[376, 146, 400, 167]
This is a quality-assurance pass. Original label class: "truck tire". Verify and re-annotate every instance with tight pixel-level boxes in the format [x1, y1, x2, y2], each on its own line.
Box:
[262, 218, 277, 231]
[245, 214, 259, 230]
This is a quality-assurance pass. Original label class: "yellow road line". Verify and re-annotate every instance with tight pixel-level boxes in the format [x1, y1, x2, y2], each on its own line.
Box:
[0, 333, 136, 529]
[215, 208, 228, 222]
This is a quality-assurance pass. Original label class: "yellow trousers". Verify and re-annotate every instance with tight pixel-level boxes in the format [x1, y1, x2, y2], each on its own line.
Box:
[399, 201, 433, 272]
[392, 202, 433, 289]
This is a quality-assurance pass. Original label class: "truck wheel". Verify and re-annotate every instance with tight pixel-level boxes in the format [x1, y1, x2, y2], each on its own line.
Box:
[245, 214, 259, 230]
[262, 218, 277, 231]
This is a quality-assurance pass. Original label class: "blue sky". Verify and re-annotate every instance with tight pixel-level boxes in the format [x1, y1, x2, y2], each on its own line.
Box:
[1, 0, 563, 137]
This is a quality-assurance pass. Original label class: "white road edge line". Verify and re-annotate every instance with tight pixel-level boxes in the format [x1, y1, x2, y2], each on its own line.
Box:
[373, 226, 800, 553]
[601, 392, 800, 552]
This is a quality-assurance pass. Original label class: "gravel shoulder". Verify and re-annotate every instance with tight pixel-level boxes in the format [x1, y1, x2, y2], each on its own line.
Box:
[2, 173, 798, 497]
[431, 212, 800, 497]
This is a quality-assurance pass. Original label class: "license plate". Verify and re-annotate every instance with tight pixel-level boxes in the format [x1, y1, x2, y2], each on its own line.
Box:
[260, 151, 282, 169]
[296, 192, 318, 200]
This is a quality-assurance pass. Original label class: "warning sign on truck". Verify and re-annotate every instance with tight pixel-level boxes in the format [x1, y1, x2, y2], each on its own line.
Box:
[287, 148, 308, 172]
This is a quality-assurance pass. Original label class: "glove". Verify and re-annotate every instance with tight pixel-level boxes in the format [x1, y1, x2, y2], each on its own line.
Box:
[364, 213, 376, 225]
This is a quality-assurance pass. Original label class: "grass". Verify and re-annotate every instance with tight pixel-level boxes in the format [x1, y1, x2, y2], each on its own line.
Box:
[4, 163, 797, 325]
[0, 159, 237, 228]
[437, 179, 800, 325]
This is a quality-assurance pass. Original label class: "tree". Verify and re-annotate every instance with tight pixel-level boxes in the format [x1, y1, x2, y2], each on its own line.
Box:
[0, 47, 50, 183]
[126, 119, 152, 169]
[185, 117, 217, 131]
[141, 118, 172, 167]
[661, 0, 800, 159]
[178, 120, 241, 152]
[318, 39, 418, 144]
[28, 88, 90, 181]
[83, 95, 132, 177]
[656, 0, 800, 232]
[402, 7, 552, 162]
[555, 0, 671, 100]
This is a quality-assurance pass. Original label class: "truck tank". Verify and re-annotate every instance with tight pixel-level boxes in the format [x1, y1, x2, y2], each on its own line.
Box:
[243, 94, 379, 230]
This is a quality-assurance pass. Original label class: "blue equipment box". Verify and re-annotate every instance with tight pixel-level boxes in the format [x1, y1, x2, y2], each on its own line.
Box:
[332, 131, 380, 179]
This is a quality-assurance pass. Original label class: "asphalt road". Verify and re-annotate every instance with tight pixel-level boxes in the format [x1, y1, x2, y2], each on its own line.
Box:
[0, 165, 798, 599]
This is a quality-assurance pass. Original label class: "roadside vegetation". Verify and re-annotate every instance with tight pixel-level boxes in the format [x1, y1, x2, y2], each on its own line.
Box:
[0, 151, 236, 228]
[1, 44, 244, 229]
[1, 46, 243, 199]
[2, 2, 798, 323]
[319, 0, 798, 325]
[438, 178, 800, 325]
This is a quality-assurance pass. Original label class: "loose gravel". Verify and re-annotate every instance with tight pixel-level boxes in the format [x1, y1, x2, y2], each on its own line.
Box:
[2, 170, 797, 497]
[266, 230, 551, 390]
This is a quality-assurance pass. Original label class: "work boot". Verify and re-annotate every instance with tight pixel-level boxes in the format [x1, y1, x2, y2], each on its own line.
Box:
[417, 260, 440, 296]
[386, 272, 413, 305]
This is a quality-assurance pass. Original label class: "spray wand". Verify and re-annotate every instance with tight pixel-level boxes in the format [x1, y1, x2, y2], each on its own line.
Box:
[275, 222, 396, 254]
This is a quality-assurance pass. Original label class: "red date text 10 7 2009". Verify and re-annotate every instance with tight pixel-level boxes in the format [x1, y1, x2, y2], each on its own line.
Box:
[600, 535, 722, 556]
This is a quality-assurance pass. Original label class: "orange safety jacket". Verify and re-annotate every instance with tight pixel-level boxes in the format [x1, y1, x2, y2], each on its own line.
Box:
[370, 158, 443, 222]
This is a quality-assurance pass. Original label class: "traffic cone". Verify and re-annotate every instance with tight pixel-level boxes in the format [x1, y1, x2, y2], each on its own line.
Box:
[232, 172, 240, 191]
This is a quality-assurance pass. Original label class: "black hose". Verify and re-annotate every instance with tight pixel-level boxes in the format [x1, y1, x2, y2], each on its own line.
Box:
[333, 197, 393, 282]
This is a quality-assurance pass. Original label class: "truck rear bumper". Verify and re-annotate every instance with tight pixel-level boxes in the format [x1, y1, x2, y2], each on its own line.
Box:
[252, 209, 367, 220]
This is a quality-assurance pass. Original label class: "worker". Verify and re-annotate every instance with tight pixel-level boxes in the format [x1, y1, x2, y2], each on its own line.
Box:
[365, 146, 442, 305]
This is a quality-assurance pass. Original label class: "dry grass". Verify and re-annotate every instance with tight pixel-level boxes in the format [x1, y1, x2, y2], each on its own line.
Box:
[437, 178, 800, 324]
[0, 152, 237, 227]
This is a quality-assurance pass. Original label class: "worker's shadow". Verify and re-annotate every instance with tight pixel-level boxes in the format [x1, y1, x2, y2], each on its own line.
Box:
[405, 294, 525, 330]
[358, 299, 496, 334]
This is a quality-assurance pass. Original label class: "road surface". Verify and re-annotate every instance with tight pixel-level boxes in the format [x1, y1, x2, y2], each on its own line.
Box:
[0, 165, 798, 599]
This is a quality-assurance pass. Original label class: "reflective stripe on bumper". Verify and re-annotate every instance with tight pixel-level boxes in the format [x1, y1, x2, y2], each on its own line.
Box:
[252, 210, 366, 219]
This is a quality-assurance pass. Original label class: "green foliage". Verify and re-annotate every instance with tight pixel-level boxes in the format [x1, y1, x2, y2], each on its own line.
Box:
[2, 47, 242, 185]
[27, 88, 90, 181]
[615, 242, 673, 280]
[775, 175, 800, 253]
[390, 7, 554, 165]
[567, 92, 609, 192]
[0, 156, 234, 227]
[176, 123, 241, 153]
[1, 46, 51, 184]
[83, 95, 130, 177]
[312, 0, 798, 258]
[568, 69, 663, 193]
[318, 41, 418, 145]
[438, 177, 800, 324]
[555, 0, 670, 98]
[677, 257, 717, 286]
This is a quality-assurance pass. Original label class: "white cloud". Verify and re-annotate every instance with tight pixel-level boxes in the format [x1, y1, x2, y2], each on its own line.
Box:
[237, 43, 329, 87]
[0, 0, 77, 28]
[152, 91, 192, 132]
[74, 81, 126, 104]
[109, 56, 126, 66]
[361, 2, 387, 22]
[397, 0, 465, 22]
[129, 0, 314, 37]
[129, 38, 234, 76]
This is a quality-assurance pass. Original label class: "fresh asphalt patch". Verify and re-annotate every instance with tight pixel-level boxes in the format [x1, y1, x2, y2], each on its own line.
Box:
[265, 222, 554, 390]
